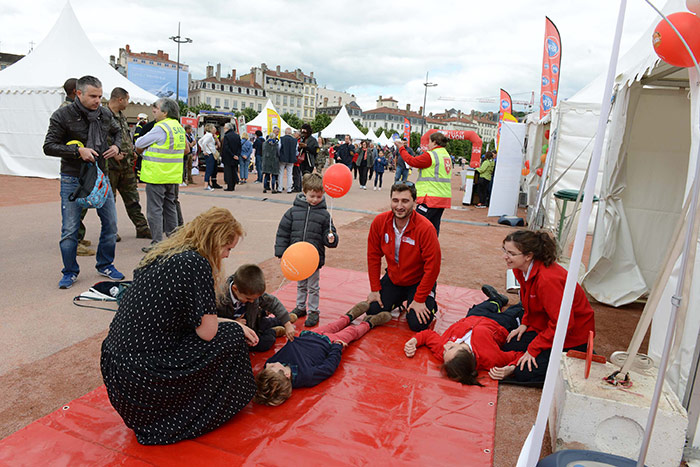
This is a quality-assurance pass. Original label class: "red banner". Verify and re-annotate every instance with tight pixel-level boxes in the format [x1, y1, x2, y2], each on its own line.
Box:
[497, 89, 512, 150]
[540, 16, 561, 119]
[420, 129, 482, 168]
[403, 118, 411, 140]
[180, 117, 198, 128]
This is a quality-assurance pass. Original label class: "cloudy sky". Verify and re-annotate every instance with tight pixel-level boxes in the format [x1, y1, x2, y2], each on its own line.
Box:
[0, 0, 666, 114]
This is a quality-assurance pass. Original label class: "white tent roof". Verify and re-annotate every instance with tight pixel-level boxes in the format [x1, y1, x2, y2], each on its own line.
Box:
[245, 100, 295, 136]
[363, 128, 379, 143]
[0, 2, 157, 105]
[377, 133, 392, 147]
[318, 105, 367, 140]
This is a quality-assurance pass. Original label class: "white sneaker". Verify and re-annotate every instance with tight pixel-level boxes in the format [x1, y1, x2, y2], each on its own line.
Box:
[378, 187, 381, 191]
[373, 186, 377, 191]
[180, 183, 187, 187]
[205, 185, 214, 191]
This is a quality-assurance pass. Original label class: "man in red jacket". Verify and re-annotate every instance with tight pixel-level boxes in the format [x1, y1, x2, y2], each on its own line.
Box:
[366, 182, 441, 331]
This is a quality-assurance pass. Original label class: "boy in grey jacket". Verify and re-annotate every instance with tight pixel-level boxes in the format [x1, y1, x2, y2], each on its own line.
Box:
[274, 173, 338, 327]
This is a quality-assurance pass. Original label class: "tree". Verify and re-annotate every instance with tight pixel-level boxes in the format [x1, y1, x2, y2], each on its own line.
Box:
[280, 112, 303, 130]
[190, 102, 214, 113]
[238, 107, 259, 123]
[410, 132, 421, 151]
[353, 119, 368, 135]
[310, 113, 332, 133]
[178, 100, 189, 117]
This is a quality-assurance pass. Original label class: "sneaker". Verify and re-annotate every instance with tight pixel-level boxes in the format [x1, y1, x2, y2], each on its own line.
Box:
[76, 243, 96, 256]
[115, 233, 121, 243]
[272, 326, 286, 338]
[180, 183, 187, 187]
[292, 307, 307, 318]
[481, 284, 509, 310]
[365, 311, 392, 329]
[289, 312, 298, 324]
[373, 186, 377, 191]
[345, 301, 370, 322]
[304, 311, 320, 327]
[97, 265, 125, 281]
[79, 239, 92, 247]
[142, 245, 154, 254]
[378, 187, 381, 191]
[136, 229, 152, 239]
[205, 185, 214, 191]
[58, 273, 78, 289]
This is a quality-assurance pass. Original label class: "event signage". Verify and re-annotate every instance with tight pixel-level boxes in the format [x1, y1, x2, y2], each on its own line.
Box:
[540, 17, 562, 119]
[497, 89, 512, 151]
[127, 62, 188, 101]
[180, 117, 198, 128]
[266, 109, 281, 136]
[403, 118, 411, 140]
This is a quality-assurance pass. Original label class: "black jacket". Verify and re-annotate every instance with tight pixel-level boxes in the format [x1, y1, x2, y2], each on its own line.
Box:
[274, 194, 338, 268]
[221, 130, 242, 165]
[335, 142, 355, 167]
[43, 101, 121, 177]
[279, 134, 297, 164]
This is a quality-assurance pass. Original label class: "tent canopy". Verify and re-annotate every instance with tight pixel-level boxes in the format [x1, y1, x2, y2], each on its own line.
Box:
[0, 2, 158, 179]
[245, 100, 295, 136]
[318, 106, 367, 141]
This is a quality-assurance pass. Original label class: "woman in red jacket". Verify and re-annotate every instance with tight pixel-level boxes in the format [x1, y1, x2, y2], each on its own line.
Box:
[489, 230, 595, 385]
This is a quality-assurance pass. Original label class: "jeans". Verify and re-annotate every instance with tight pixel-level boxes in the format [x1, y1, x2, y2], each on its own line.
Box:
[59, 173, 117, 275]
[279, 161, 294, 192]
[239, 156, 249, 181]
[374, 172, 384, 188]
[255, 155, 263, 182]
[395, 165, 409, 182]
[204, 154, 217, 183]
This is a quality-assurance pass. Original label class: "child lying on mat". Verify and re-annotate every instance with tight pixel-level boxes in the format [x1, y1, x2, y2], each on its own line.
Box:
[253, 303, 392, 406]
[403, 286, 524, 386]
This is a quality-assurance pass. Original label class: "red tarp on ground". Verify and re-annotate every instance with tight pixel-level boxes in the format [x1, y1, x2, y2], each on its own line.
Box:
[0, 267, 497, 466]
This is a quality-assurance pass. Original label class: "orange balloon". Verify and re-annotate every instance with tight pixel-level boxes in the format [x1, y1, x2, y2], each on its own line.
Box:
[323, 164, 353, 198]
[522, 168, 530, 176]
[281, 241, 319, 281]
[541, 153, 547, 164]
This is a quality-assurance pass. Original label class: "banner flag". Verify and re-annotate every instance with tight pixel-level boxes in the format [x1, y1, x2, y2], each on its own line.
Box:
[403, 118, 411, 140]
[497, 89, 512, 150]
[267, 109, 281, 136]
[540, 16, 562, 119]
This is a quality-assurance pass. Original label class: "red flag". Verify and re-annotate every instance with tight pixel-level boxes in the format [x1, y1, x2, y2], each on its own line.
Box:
[497, 89, 512, 150]
[540, 16, 562, 119]
[403, 118, 411, 140]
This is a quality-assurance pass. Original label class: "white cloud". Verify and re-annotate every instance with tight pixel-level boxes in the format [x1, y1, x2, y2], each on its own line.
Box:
[0, 0, 663, 115]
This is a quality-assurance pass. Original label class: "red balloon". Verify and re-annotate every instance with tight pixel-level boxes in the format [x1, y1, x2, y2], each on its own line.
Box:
[653, 12, 700, 67]
[536, 168, 543, 177]
[281, 241, 319, 281]
[524, 160, 530, 170]
[323, 164, 353, 198]
[544, 130, 550, 140]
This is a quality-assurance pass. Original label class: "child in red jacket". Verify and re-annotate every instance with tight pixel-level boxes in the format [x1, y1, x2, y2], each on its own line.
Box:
[404, 286, 523, 386]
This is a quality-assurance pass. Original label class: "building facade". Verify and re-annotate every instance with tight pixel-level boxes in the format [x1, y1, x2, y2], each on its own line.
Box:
[362, 104, 425, 134]
[317, 100, 363, 119]
[239, 63, 317, 122]
[316, 87, 356, 110]
[188, 64, 267, 113]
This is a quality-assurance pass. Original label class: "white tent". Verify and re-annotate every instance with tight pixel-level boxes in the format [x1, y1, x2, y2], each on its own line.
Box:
[363, 128, 380, 143]
[245, 99, 294, 136]
[0, 2, 158, 179]
[377, 132, 392, 147]
[318, 105, 367, 141]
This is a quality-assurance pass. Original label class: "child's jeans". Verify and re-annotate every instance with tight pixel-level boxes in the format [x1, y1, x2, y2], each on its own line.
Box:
[319, 315, 370, 344]
[374, 172, 383, 188]
[297, 268, 320, 312]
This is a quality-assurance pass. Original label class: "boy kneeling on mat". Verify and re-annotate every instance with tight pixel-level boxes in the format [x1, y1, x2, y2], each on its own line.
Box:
[253, 303, 392, 406]
[217, 264, 297, 352]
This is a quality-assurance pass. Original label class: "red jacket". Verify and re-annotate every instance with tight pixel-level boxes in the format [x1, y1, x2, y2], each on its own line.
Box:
[367, 210, 441, 303]
[414, 316, 523, 370]
[513, 260, 595, 358]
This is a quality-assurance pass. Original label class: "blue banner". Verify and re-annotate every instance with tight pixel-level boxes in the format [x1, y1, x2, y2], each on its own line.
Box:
[127, 62, 188, 101]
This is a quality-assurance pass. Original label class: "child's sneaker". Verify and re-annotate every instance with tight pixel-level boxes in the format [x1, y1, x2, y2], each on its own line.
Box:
[291, 307, 307, 318]
[272, 326, 286, 337]
[58, 273, 78, 289]
[304, 311, 319, 327]
[365, 311, 392, 329]
[345, 301, 370, 322]
[289, 312, 298, 323]
[97, 265, 125, 281]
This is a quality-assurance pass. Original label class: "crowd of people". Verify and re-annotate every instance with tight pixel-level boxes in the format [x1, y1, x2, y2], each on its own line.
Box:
[43, 74, 594, 446]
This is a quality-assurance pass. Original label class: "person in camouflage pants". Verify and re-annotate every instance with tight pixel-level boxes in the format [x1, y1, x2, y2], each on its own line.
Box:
[106, 88, 151, 239]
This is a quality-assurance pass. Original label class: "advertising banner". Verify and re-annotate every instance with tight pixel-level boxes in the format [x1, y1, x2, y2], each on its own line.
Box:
[497, 89, 513, 150]
[540, 17, 562, 119]
[266, 109, 281, 135]
[180, 117, 198, 128]
[127, 62, 188, 101]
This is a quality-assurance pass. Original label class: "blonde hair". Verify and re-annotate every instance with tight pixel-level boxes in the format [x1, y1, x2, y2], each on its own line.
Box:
[254, 368, 292, 406]
[302, 172, 324, 193]
[241, 131, 249, 140]
[204, 123, 216, 133]
[138, 207, 244, 291]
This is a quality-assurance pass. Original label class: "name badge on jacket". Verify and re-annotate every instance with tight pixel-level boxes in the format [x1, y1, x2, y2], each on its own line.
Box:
[402, 237, 415, 245]
[384, 233, 389, 243]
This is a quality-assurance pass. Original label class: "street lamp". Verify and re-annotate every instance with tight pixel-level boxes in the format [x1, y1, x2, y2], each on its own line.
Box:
[169, 22, 192, 104]
[421, 71, 437, 135]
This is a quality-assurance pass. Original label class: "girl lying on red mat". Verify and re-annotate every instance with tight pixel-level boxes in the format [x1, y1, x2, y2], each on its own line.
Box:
[253, 302, 392, 406]
[403, 288, 524, 386]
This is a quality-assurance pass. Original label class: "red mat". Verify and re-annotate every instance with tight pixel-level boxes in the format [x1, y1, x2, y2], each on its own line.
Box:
[0, 268, 496, 466]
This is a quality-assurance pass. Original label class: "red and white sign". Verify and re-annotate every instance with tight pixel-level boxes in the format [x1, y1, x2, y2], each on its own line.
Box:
[181, 117, 198, 128]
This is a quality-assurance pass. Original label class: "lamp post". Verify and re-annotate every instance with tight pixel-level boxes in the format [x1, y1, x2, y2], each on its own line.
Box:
[421, 71, 437, 135]
[169, 22, 192, 105]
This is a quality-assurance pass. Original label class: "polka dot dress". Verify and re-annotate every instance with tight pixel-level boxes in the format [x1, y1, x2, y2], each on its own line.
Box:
[100, 250, 256, 445]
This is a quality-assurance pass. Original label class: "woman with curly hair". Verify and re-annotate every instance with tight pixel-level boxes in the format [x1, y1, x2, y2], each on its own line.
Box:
[101, 207, 258, 445]
[488, 229, 595, 385]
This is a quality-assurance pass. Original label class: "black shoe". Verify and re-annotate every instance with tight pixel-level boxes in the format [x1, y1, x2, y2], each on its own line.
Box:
[263, 189, 268, 193]
[292, 307, 307, 318]
[224, 188, 235, 191]
[305, 311, 319, 327]
[211, 182, 223, 189]
[481, 284, 509, 309]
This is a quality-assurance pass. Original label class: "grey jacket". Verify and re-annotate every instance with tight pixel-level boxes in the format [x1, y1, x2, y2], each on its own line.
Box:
[216, 276, 291, 331]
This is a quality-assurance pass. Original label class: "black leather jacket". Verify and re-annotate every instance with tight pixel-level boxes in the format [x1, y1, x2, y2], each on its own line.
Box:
[43, 100, 121, 177]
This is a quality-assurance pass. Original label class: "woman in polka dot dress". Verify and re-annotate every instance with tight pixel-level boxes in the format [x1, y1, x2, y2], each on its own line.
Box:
[101, 207, 258, 445]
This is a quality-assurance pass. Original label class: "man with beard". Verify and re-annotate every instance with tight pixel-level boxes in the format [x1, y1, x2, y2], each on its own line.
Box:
[365, 182, 441, 332]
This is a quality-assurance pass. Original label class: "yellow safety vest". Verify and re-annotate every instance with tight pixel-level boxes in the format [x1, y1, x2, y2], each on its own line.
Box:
[416, 146, 452, 208]
[141, 118, 187, 184]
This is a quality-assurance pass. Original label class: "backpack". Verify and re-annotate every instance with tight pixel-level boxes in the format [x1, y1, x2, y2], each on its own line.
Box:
[69, 160, 112, 209]
[73, 280, 132, 311]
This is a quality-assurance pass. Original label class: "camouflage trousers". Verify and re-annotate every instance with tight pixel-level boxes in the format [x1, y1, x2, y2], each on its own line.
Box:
[108, 164, 150, 235]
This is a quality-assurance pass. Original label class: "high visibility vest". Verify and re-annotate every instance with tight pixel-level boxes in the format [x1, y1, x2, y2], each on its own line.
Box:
[416, 146, 452, 208]
[141, 118, 186, 184]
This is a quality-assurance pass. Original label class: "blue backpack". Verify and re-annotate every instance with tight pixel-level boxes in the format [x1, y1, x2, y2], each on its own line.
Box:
[69, 160, 112, 209]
